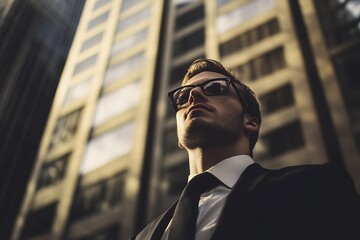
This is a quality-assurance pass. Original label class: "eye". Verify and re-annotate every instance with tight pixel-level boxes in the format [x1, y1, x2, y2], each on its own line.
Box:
[175, 87, 191, 104]
[204, 80, 227, 95]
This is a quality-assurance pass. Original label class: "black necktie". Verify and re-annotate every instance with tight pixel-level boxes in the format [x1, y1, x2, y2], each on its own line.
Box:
[167, 172, 222, 240]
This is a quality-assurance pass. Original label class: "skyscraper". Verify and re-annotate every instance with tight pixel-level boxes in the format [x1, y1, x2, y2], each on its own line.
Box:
[0, 0, 84, 239]
[12, 0, 164, 239]
[13, 0, 360, 239]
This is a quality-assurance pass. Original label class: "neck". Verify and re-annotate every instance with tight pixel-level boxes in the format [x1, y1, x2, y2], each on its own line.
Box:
[186, 139, 250, 175]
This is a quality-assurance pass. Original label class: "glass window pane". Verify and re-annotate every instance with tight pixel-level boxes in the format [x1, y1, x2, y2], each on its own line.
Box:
[110, 29, 148, 58]
[220, 18, 279, 57]
[257, 120, 305, 158]
[164, 127, 179, 155]
[21, 203, 58, 238]
[173, 28, 204, 57]
[216, 0, 275, 34]
[334, 47, 360, 89]
[81, 121, 135, 174]
[163, 163, 189, 195]
[73, 55, 97, 76]
[121, 0, 145, 12]
[49, 109, 82, 150]
[234, 47, 285, 81]
[80, 32, 103, 52]
[315, 0, 360, 46]
[260, 83, 295, 114]
[64, 78, 92, 105]
[93, 0, 112, 10]
[175, 4, 204, 31]
[87, 11, 109, 30]
[116, 7, 151, 34]
[104, 51, 145, 86]
[70, 173, 125, 220]
[217, 0, 233, 7]
[37, 154, 69, 190]
[175, 0, 200, 10]
[93, 80, 141, 126]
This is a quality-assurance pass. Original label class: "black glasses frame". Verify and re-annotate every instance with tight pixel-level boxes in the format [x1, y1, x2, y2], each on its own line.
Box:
[168, 77, 250, 112]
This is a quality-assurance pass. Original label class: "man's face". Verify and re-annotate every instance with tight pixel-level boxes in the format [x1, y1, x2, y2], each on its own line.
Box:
[176, 71, 245, 149]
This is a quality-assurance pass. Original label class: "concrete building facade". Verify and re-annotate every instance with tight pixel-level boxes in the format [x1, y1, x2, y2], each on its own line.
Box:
[13, 0, 360, 239]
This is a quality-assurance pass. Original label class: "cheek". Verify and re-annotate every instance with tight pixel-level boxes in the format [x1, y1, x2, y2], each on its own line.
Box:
[176, 113, 185, 131]
[218, 102, 243, 120]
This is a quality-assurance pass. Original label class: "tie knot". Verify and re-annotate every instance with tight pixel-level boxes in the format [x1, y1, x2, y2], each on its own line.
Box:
[187, 172, 221, 195]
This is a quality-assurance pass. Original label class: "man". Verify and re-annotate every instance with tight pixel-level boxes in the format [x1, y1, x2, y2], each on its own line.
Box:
[132, 59, 360, 240]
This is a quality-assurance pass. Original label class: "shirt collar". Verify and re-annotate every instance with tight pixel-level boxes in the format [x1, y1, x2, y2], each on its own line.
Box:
[188, 155, 254, 188]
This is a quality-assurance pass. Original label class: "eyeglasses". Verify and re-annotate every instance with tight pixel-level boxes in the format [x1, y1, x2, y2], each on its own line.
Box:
[168, 77, 249, 112]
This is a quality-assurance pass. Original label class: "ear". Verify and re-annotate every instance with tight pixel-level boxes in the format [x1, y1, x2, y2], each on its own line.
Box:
[243, 113, 259, 136]
[178, 141, 185, 149]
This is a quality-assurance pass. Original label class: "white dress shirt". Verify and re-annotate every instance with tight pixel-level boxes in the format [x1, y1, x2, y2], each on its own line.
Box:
[161, 155, 254, 240]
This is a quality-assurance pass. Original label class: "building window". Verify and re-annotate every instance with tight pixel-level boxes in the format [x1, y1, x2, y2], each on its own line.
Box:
[81, 121, 134, 174]
[169, 56, 204, 87]
[36, 154, 69, 190]
[333, 47, 360, 89]
[176, 0, 201, 9]
[259, 83, 295, 114]
[220, 18, 280, 57]
[110, 28, 148, 58]
[116, 6, 151, 34]
[333, 47, 360, 153]
[80, 32, 104, 52]
[70, 173, 125, 220]
[166, 97, 177, 118]
[163, 163, 189, 195]
[49, 109, 82, 151]
[234, 47, 286, 81]
[73, 54, 97, 76]
[104, 51, 145, 86]
[93, 0, 112, 10]
[63, 77, 92, 105]
[21, 202, 58, 239]
[175, 4, 204, 31]
[164, 127, 179, 155]
[315, 0, 360, 47]
[173, 28, 204, 57]
[93, 80, 141, 126]
[216, 0, 275, 34]
[217, 0, 233, 7]
[120, 0, 145, 12]
[87, 11, 109, 30]
[170, 62, 191, 86]
[259, 120, 305, 158]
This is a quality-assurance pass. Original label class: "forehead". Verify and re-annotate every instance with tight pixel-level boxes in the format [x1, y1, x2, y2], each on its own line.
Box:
[184, 71, 227, 86]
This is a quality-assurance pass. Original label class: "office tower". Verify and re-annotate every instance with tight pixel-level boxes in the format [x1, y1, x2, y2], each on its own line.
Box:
[147, 0, 360, 224]
[309, 0, 360, 189]
[14, 0, 360, 239]
[12, 0, 164, 239]
[0, 0, 84, 239]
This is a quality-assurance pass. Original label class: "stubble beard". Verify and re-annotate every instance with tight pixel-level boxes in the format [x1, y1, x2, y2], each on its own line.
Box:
[179, 112, 244, 150]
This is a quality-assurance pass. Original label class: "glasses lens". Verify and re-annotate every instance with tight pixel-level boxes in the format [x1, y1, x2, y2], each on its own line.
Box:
[173, 87, 192, 106]
[203, 80, 228, 95]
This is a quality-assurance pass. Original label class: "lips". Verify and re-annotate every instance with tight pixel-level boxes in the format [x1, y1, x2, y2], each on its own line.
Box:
[185, 103, 213, 118]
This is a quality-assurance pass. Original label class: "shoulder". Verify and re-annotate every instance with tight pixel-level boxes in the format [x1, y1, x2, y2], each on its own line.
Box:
[268, 163, 351, 182]
[264, 163, 359, 200]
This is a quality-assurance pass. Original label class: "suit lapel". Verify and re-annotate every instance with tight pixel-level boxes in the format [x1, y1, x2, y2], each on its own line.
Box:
[211, 163, 269, 239]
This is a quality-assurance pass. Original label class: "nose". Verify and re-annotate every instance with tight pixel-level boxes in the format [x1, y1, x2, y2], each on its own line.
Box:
[188, 86, 207, 105]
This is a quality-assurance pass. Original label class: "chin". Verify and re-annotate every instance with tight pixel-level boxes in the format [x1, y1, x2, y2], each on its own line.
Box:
[182, 121, 239, 149]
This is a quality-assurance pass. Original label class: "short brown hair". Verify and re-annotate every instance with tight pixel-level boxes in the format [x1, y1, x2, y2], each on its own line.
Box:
[182, 58, 261, 155]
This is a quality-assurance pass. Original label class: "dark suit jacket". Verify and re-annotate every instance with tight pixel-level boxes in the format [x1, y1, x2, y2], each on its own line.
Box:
[132, 163, 360, 240]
